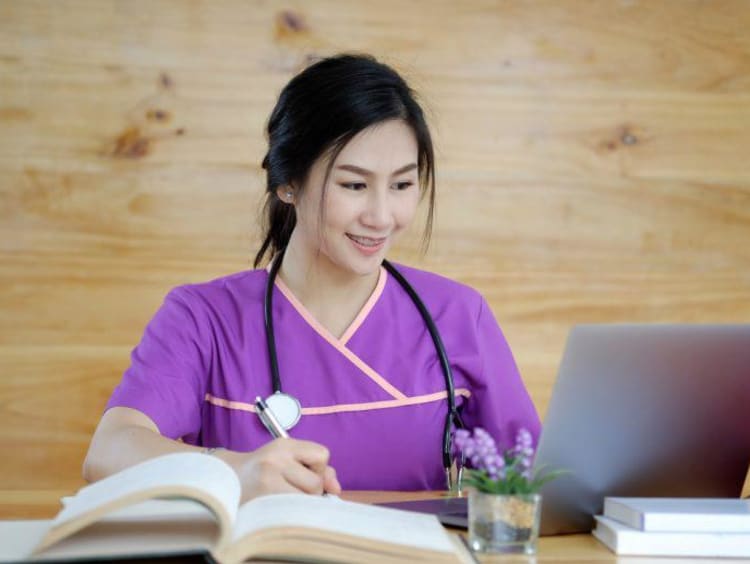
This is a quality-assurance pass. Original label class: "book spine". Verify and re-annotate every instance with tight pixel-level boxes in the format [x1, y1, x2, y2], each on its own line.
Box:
[602, 500, 642, 530]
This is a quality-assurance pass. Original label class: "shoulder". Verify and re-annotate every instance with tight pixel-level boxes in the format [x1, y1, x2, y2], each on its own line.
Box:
[165, 268, 268, 314]
[386, 262, 485, 318]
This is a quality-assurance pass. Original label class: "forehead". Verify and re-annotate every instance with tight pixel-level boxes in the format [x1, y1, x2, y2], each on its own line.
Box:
[333, 119, 418, 169]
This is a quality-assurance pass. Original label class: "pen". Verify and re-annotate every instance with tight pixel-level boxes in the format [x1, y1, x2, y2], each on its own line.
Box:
[255, 396, 289, 439]
[255, 396, 332, 497]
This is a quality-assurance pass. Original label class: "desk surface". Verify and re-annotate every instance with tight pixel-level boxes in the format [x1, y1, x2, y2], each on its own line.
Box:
[0, 489, 739, 563]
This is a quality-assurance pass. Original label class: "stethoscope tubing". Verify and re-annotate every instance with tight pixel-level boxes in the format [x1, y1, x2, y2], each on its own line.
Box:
[381, 260, 466, 468]
[263, 250, 465, 479]
[264, 248, 285, 395]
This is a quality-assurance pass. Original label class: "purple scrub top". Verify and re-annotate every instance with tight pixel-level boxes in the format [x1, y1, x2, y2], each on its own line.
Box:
[107, 263, 541, 490]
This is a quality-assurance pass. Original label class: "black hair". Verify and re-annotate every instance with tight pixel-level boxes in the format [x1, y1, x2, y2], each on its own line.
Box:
[253, 53, 436, 267]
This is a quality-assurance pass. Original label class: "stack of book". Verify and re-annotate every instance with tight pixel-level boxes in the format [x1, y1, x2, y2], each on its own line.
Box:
[593, 497, 750, 558]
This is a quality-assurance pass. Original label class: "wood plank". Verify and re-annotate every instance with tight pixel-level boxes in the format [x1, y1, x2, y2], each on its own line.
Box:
[2, 0, 749, 494]
[0, 346, 126, 488]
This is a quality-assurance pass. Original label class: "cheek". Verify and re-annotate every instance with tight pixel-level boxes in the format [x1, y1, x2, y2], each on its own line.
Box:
[322, 198, 357, 229]
[394, 193, 421, 227]
[294, 200, 325, 243]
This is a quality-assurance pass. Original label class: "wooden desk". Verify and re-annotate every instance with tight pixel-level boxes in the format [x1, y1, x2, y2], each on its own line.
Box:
[0, 489, 739, 563]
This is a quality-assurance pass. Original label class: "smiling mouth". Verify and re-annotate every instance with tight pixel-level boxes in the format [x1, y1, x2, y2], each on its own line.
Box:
[346, 234, 387, 247]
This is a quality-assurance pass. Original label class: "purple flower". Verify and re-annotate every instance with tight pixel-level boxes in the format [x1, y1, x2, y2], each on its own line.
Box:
[485, 453, 506, 479]
[453, 426, 537, 482]
[453, 429, 471, 454]
[510, 428, 536, 479]
[453, 427, 564, 494]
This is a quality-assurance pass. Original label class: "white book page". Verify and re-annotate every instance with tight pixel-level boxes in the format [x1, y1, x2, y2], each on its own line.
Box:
[39, 518, 217, 561]
[232, 494, 455, 553]
[99, 498, 217, 522]
[39, 453, 240, 554]
[25, 501, 220, 561]
[53, 453, 239, 526]
[0, 521, 50, 562]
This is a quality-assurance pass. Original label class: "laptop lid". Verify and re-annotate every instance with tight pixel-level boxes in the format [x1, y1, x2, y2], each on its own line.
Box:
[535, 324, 750, 535]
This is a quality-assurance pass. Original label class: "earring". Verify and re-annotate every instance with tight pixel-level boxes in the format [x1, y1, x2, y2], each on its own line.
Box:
[285, 191, 293, 202]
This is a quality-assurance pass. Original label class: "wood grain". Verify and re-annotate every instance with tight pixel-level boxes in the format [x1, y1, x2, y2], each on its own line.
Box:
[1, 0, 749, 493]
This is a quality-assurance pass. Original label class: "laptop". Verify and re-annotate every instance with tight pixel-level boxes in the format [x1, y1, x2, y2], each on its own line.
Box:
[379, 325, 750, 535]
[536, 324, 750, 534]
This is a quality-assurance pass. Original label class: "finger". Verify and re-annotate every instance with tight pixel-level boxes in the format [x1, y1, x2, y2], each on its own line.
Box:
[281, 461, 327, 494]
[322, 466, 342, 495]
[243, 473, 301, 502]
[283, 439, 332, 473]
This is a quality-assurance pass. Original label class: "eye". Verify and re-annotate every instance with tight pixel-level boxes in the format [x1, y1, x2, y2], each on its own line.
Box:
[340, 182, 367, 191]
[393, 181, 414, 191]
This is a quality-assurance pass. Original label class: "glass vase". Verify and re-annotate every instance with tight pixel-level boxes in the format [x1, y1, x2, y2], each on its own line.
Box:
[468, 491, 542, 554]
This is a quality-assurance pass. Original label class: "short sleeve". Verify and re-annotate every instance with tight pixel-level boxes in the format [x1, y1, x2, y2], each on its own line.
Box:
[460, 297, 541, 451]
[106, 287, 210, 440]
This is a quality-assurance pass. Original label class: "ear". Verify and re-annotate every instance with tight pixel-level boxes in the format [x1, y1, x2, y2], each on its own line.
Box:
[276, 185, 295, 204]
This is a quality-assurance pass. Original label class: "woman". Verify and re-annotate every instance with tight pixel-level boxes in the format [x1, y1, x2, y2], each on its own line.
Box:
[83, 54, 540, 501]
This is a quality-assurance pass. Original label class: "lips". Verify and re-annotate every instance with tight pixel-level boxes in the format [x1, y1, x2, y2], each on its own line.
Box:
[346, 234, 387, 247]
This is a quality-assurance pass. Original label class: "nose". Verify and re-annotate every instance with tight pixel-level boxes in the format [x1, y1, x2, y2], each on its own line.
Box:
[361, 186, 393, 230]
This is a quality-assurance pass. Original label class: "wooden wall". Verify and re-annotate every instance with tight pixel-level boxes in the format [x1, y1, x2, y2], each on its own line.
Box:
[2, 0, 749, 495]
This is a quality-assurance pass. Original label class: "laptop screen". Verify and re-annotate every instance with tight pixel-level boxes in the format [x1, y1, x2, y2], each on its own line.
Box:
[534, 324, 750, 535]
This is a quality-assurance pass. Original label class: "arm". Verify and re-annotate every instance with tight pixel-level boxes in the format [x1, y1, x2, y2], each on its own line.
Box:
[82, 407, 191, 482]
[461, 296, 541, 450]
[89, 288, 339, 501]
[83, 406, 341, 502]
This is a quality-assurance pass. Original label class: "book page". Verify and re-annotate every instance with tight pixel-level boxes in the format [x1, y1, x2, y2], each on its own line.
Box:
[232, 494, 456, 552]
[96, 498, 218, 521]
[37, 518, 217, 562]
[62, 497, 215, 521]
[35, 452, 241, 554]
[0, 521, 50, 562]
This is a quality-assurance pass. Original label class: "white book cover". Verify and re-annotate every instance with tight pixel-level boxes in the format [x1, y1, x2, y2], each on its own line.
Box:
[604, 497, 750, 532]
[593, 515, 750, 558]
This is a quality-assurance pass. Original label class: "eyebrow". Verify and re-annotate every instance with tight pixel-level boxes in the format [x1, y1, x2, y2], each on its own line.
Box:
[335, 163, 418, 177]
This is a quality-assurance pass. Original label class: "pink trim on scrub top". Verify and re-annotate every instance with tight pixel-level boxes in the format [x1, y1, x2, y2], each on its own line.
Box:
[205, 388, 472, 415]
[273, 268, 407, 400]
[339, 267, 387, 345]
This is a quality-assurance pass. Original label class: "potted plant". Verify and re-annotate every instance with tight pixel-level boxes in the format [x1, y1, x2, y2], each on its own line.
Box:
[453, 427, 563, 555]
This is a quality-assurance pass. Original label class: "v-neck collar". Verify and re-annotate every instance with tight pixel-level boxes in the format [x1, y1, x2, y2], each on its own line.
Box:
[271, 265, 388, 346]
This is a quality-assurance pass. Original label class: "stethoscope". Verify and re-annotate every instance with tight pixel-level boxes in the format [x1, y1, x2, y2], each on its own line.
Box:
[262, 248, 466, 490]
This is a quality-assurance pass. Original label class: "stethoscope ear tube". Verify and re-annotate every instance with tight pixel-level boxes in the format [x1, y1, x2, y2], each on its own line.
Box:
[382, 261, 466, 475]
[264, 247, 287, 395]
[264, 253, 466, 485]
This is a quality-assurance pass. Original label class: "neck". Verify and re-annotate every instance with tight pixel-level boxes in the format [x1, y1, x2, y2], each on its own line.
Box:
[277, 231, 381, 314]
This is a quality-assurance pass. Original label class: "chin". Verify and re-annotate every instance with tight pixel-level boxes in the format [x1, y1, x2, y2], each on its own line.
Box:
[325, 241, 390, 278]
[349, 262, 382, 277]
[340, 254, 385, 278]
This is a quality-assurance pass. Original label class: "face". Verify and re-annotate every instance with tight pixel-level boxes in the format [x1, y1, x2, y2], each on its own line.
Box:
[282, 119, 421, 278]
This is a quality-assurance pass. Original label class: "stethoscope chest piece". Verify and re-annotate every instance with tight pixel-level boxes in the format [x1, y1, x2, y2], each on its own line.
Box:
[263, 253, 465, 488]
[264, 391, 302, 431]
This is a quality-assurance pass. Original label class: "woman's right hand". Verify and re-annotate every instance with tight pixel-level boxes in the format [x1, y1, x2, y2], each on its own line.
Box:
[84, 408, 341, 503]
[218, 439, 341, 502]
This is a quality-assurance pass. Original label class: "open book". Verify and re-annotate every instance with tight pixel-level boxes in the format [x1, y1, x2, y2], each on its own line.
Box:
[24, 452, 470, 563]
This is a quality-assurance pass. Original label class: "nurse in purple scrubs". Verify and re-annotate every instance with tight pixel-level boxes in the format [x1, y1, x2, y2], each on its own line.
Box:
[83, 54, 540, 502]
